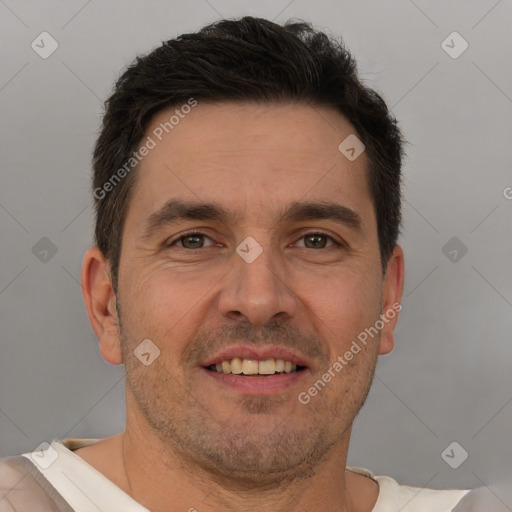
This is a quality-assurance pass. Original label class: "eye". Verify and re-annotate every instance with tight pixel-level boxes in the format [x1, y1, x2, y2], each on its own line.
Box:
[166, 231, 341, 250]
[167, 232, 215, 249]
[295, 232, 338, 249]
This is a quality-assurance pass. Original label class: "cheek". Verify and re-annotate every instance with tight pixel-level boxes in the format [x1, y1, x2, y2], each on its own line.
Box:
[122, 264, 226, 340]
[296, 266, 381, 353]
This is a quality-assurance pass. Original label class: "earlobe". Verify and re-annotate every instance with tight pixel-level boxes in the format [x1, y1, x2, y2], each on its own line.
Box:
[81, 247, 123, 365]
[378, 245, 405, 356]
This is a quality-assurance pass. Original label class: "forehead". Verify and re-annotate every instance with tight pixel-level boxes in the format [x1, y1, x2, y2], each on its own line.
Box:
[127, 101, 373, 228]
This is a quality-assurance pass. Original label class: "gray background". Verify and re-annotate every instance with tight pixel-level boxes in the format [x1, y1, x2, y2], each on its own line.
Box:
[1, 0, 511, 507]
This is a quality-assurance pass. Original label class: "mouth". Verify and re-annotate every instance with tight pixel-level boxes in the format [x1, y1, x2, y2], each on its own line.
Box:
[199, 345, 312, 394]
[201, 357, 309, 395]
[205, 357, 307, 376]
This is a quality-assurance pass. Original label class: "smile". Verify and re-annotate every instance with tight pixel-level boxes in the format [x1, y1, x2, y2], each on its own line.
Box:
[207, 357, 306, 376]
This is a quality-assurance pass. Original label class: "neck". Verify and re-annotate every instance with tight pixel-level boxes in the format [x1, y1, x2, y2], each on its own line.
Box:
[121, 423, 355, 512]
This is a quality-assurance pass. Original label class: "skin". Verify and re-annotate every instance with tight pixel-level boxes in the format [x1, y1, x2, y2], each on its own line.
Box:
[80, 102, 404, 512]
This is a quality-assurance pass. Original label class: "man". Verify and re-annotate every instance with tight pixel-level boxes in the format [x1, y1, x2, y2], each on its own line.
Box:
[0, 16, 478, 511]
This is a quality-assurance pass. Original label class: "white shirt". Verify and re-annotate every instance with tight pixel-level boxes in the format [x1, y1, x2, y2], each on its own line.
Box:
[21, 439, 470, 512]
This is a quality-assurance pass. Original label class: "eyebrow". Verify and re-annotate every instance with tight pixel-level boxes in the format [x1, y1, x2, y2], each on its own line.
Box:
[140, 198, 364, 241]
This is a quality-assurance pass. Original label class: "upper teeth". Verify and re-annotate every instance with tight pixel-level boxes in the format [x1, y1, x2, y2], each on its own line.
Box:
[212, 358, 298, 375]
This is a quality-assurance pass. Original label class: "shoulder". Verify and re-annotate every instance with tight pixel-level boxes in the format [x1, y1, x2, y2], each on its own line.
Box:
[375, 474, 470, 510]
[0, 455, 32, 500]
[0, 455, 72, 512]
[347, 466, 470, 512]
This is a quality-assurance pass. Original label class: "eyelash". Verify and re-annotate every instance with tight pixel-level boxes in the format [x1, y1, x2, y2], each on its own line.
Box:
[166, 230, 342, 249]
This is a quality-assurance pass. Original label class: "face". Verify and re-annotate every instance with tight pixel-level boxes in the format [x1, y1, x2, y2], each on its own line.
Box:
[100, 102, 403, 484]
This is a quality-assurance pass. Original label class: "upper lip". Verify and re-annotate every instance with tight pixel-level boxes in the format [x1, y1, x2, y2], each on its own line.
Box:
[201, 345, 311, 368]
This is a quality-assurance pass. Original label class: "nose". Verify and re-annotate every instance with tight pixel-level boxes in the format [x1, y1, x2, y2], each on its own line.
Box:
[217, 241, 298, 326]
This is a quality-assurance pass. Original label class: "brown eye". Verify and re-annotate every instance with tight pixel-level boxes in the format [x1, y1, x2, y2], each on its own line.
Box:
[181, 234, 204, 249]
[304, 234, 327, 248]
[298, 233, 335, 249]
[168, 232, 215, 249]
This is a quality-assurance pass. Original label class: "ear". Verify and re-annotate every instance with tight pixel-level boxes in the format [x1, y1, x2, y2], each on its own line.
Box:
[81, 246, 123, 365]
[378, 245, 405, 355]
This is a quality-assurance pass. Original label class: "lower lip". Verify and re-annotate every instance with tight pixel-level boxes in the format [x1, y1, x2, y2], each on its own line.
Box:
[201, 368, 308, 395]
